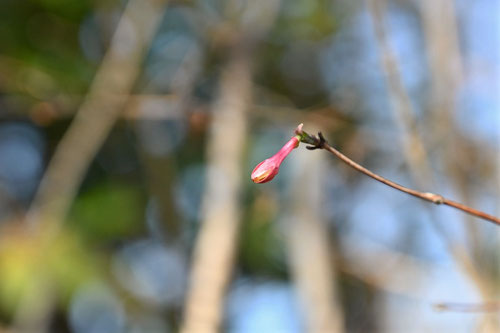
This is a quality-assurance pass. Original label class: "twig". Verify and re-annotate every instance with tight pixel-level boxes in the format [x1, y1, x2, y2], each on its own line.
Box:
[434, 302, 500, 313]
[300, 130, 500, 226]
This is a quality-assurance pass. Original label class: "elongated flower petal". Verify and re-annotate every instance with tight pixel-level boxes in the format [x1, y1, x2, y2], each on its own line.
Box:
[251, 136, 299, 183]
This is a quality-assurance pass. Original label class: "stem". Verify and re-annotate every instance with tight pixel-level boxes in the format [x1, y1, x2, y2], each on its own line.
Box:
[304, 131, 500, 226]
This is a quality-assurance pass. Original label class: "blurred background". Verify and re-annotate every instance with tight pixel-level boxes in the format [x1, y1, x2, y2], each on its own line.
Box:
[0, 0, 499, 332]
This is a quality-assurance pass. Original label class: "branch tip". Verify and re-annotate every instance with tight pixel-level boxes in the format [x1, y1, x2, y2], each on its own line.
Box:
[294, 123, 304, 136]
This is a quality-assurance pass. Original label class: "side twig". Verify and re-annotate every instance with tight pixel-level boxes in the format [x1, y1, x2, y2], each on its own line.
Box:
[434, 302, 500, 313]
[301, 130, 500, 226]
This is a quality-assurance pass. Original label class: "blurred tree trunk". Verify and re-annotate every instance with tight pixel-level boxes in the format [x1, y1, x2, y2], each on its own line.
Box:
[181, 2, 280, 330]
[180, 45, 252, 333]
[285, 142, 344, 333]
[28, 0, 169, 233]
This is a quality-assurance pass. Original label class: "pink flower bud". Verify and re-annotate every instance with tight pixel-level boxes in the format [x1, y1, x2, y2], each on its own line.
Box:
[251, 136, 300, 183]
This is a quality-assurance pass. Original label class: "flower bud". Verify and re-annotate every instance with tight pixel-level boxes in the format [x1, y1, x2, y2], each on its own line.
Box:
[251, 136, 300, 183]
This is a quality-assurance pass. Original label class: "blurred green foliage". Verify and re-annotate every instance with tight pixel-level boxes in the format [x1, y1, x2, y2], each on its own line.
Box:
[0, 226, 100, 314]
[68, 183, 146, 244]
[0, 0, 96, 102]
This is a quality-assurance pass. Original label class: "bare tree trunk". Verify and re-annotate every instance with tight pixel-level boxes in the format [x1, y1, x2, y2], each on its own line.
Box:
[285, 143, 344, 333]
[180, 46, 252, 333]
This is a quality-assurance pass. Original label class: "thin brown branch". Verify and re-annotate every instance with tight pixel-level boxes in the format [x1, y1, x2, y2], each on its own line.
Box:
[301, 131, 500, 226]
